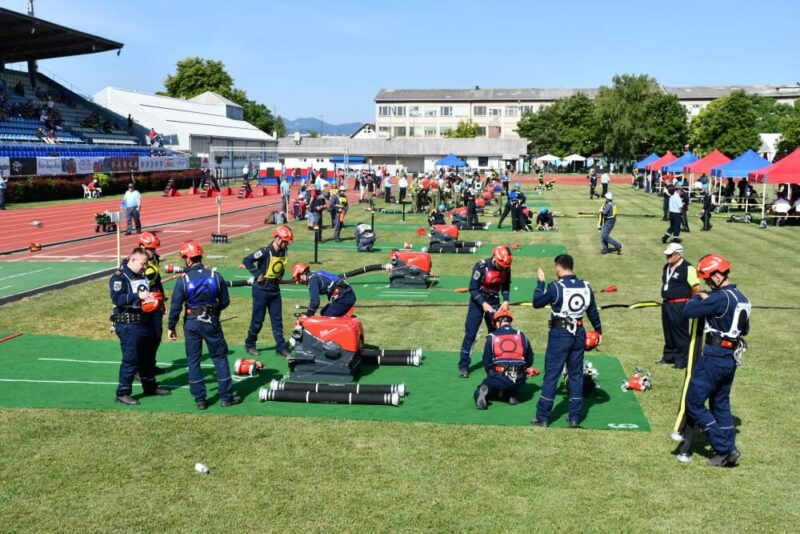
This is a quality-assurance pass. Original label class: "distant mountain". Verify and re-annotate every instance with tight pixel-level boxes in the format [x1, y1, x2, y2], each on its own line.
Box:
[282, 117, 363, 137]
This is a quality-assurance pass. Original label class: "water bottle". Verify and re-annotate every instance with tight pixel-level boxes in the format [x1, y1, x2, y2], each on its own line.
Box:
[194, 463, 210, 474]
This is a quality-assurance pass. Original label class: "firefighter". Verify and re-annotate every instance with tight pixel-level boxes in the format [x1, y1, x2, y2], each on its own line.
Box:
[428, 203, 447, 226]
[332, 189, 348, 242]
[137, 231, 167, 374]
[599, 192, 622, 254]
[509, 182, 527, 231]
[588, 168, 598, 199]
[531, 254, 602, 427]
[463, 185, 479, 227]
[167, 241, 241, 410]
[291, 262, 356, 317]
[242, 225, 293, 358]
[683, 254, 750, 467]
[458, 245, 512, 378]
[700, 182, 715, 231]
[657, 243, 700, 369]
[109, 247, 170, 406]
[474, 309, 534, 410]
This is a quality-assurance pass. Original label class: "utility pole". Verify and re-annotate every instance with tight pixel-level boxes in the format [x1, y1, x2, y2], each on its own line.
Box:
[27, 0, 34, 16]
[320, 115, 324, 137]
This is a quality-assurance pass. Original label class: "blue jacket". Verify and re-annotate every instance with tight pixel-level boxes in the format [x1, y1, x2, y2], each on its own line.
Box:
[469, 259, 510, 306]
[533, 274, 602, 333]
[109, 265, 150, 314]
[167, 263, 230, 329]
[242, 243, 287, 288]
[683, 284, 750, 357]
[307, 270, 348, 315]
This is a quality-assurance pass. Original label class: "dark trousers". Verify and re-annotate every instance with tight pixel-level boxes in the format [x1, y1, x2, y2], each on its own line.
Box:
[702, 208, 713, 231]
[321, 287, 356, 317]
[502, 182, 509, 195]
[115, 322, 157, 397]
[664, 212, 682, 240]
[184, 317, 234, 402]
[466, 201, 479, 226]
[0, 187, 6, 209]
[333, 213, 343, 241]
[601, 183, 608, 196]
[686, 353, 738, 454]
[475, 371, 525, 402]
[385, 187, 392, 203]
[399, 187, 407, 202]
[662, 196, 670, 220]
[459, 300, 495, 370]
[661, 301, 690, 367]
[535, 328, 586, 422]
[498, 202, 511, 227]
[601, 220, 621, 251]
[246, 286, 288, 352]
[152, 308, 164, 361]
[682, 210, 690, 231]
[589, 180, 597, 198]
[125, 207, 141, 234]
[511, 205, 525, 231]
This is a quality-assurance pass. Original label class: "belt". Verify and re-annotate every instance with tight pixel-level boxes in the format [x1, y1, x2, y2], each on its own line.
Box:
[110, 312, 145, 324]
[549, 318, 583, 329]
[665, 298, 690, 304]
[705, 334, 739, 349]
[186, 306, 219, 316]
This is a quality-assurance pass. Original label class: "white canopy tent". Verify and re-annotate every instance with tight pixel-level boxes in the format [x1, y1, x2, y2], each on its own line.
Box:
[535, 154, 561, 163]
[563, 154, 586, 163]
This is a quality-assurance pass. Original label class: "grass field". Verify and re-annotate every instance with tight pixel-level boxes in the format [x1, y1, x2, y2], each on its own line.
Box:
[1, 181, 799, 532]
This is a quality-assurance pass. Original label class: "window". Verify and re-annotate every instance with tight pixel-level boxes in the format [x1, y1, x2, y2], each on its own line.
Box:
[392, 106, 406, 116]
[488, 107, 502, 117]
[441, 127, 452, 136]
[393, 126, 406, 137]
[474, 105, 486, 116]
[378, 106, 391, 116]
[409, 106, 421, 117]
[440, 106, 453, 117]
[477, 126, 487, 137]
[424, 126, 437, 137]
[478, 157, 489, 167]
[505, 106, 518, 117]
[409, 126, 417, 137]
[521, 105, 534, 115]
[424, 107, 437, 117]
[454, 105, 468, 117]
[378, 126, 390, 136]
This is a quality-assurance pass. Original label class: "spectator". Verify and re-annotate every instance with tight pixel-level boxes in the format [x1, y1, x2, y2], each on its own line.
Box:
[14, 80, 24, 97]
[87, 178, 102, 198]
[280, 177, 291, 214]
[127, 114, 133, 131]
[120, 183, 142, 235]
[241, 163, 249, 181]
[0, 174, 7, 210]
[398, 174, 408, 203]
[148, 127, 158, 146]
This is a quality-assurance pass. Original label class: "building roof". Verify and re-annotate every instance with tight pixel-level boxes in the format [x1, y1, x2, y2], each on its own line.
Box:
[276, 137, 528, 157]
[0, 8, 123, 63]
[93, 87, 273, 150]
[375, 84, 800, 103]
[189, 91, 242, 108]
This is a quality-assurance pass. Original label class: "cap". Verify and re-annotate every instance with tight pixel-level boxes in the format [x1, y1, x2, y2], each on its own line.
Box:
[128, 183, 135, 189]
[604, 192, 613, 200]
[663, 243, 684, 256]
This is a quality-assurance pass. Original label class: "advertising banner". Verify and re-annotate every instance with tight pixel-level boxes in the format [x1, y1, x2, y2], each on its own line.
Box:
[0, 157, 9, 177]
[36, 157, 63, 176]
[9, 157, 37, 176]
[109, 157, 139, 173]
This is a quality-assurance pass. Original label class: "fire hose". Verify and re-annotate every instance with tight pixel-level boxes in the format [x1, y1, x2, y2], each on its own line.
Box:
[258, 388, 400, 406]
[267, 379, 406, 397]
[361, 348, 422, 366]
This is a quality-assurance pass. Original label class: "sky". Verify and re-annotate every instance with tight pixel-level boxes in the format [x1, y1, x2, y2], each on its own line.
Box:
[3, 0, 799, 124]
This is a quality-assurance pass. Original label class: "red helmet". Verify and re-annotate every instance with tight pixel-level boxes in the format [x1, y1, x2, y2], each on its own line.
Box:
[138, 231, 160, 249]
[585, 331, 601, 351]
[179, 240, 203, 259]
[492, 308, 513, 327]
[291, 262, 310, 282]
[140, 291, 164, 313]
[492, 245, 512, 268]
[696, 254, 731, 279]
[273, 225, 294, 243]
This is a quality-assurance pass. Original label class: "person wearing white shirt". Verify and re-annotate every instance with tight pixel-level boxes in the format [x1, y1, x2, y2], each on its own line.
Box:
[120, 183, 142, 235]
[661, 188, 684, 244]
[600, 172, 610, 197]
[398, 175, 409, 203]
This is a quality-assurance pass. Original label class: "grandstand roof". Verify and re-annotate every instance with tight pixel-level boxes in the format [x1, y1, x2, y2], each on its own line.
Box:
[276, 137, 528, 157]
[93, 87, 273, 151]
[0, 8, 123, 63]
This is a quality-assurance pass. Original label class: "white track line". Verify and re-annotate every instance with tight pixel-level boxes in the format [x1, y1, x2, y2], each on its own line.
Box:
[160, 230, 193, 234]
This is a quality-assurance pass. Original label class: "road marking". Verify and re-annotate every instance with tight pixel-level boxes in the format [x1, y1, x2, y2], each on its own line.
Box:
[0, 267, 51, 282]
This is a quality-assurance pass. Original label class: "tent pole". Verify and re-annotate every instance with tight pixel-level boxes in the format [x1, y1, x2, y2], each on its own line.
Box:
[761, 180, 767, 221]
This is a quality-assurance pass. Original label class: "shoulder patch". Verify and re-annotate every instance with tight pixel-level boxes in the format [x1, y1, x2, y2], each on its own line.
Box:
[253, 249, 263, 259]
[473, 270, 481, 281]
[113, 281, 122, 291]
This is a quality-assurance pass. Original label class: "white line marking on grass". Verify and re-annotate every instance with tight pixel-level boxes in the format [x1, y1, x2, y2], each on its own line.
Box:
[0, 285, 11, 291]
[0, 378, 187, 388]
[39, 358, 217, 369]
[0, 267, 51, 282]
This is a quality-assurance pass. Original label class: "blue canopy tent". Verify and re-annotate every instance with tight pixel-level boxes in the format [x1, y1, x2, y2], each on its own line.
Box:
[662, 152, 698, 173]
[710, 149, 770, 178]
[435, 153, 466, 167]
[635, 153, 660, 170]
[330, 156, 367, 164]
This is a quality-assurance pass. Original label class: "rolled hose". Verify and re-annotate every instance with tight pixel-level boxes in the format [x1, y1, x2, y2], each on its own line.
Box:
[258, 388, 399, 406]
[268, 379, 406, 397]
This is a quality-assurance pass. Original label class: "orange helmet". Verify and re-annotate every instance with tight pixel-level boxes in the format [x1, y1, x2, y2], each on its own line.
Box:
[140, 291, 164, 313]
[492, 245, 512, 268]
[584, 331, 601, 351]
[492, 308, 513, 327]
[138, 231, 160, 249]
[179, 240, 203, 259]
[273, 225, 294, 243]
[291, 262, 310, 282]
[696, 254, 731, 279]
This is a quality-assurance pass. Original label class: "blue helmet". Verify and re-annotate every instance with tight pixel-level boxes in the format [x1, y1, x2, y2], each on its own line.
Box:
[438, 203, 446, 211]
[540, 207, 547, 214]
[514, 182, 521, 189]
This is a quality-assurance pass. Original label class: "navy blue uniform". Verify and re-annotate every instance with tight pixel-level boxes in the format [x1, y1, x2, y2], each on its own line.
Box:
[242, 243, 289, 353]
[533, 275, 602, 423]
[168, 264, 235, 403]
[307, 270, 356, 317]
[458, 259, 511, 372]
[498, 189, 522, 228]
[599, 200, 622, 253]
[510, 190, 527, 231]
[109, 266, 157, 397]
[463, 188, 479, 226]
[428, 210, 446, 226]
[143, 252, 165, 356]
[683, 285, 750, 455]
[474, 325, 534, 402]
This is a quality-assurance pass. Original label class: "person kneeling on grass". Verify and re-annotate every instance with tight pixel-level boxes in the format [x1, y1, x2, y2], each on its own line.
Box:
[475, 309, 535, 410]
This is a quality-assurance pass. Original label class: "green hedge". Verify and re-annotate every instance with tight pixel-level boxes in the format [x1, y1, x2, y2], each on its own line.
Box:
[6, 169, 204, 202]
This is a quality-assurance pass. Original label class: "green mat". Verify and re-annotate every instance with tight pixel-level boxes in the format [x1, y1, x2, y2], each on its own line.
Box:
[290, 239, 565, 258]
[0, 333, 649, 431]
[0, 261, 116, 299]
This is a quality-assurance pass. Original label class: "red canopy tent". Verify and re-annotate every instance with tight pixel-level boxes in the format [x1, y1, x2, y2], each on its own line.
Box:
[645, 151, 676, 172]
[747, 148, 800, 219]
[684, 150, 731, 175]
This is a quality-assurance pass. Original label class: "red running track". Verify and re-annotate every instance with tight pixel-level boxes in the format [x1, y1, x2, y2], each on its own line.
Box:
[0, 188, 289, 261]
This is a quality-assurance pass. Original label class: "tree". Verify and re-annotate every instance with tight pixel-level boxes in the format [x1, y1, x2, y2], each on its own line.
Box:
[594, 74, 662, 160]
[274, 116, 287, 138]
[162, 57, 278, 136]
[644, 93, 688, 155]
[307, 131, 319, 138]
[777, 104, 800, 154]
[516, 93, 600, 156]
[445, 120, 480, 138]
[688, 90, 762, 155]
[162, 57, 234, 99]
